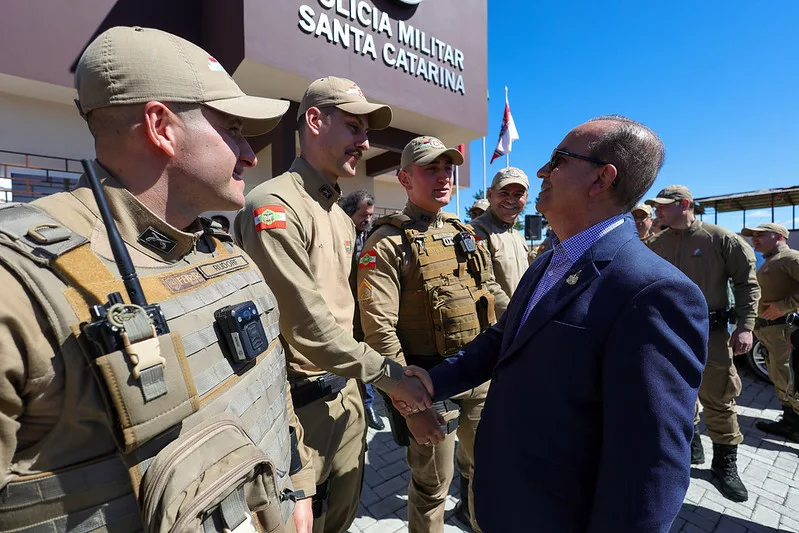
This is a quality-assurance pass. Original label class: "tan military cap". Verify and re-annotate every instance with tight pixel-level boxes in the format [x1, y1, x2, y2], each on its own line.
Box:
[491, 167, 529, 191]
[741, 223, 790, 238]
[645, 185, 693, 206]
[400, 136, 464, 170]
[471, 198, 490, 211]
[297, 76, 392, 130]
[75, 26, 289, 136]
[631, 203, 653, 216]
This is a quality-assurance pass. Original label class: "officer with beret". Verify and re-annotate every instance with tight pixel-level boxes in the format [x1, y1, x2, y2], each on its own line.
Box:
[646, 185, 760, 503]
[742, 223, 799, 441]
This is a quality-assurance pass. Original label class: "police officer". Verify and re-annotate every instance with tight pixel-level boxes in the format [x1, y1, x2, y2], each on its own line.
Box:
[0, 26, 314, 532]
[646, 185, 759, 503]
[470, 167, 532, 316]
[235, 77, 432, 533]
[468, 198, 489, 221]
[631, 202, 655, 240]
[357, 136, 509, 533]
[742, 223, 799, 441]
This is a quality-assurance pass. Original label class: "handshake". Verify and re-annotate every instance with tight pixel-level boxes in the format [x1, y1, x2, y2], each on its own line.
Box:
[385, 366, 447, 446]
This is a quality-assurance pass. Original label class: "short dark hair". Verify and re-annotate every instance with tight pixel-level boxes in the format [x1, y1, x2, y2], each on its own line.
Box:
[586, 115, 665, 212]
[339, 189, 374, 216]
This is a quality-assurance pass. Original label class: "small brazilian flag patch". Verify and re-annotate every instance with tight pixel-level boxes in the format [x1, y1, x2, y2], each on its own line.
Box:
[359, 250, 377, 269]
[344, 240, 352, 253]
[254, 205, 287, 230]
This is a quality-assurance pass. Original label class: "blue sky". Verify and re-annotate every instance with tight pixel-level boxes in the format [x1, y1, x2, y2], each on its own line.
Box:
[445, 0, 799, 236]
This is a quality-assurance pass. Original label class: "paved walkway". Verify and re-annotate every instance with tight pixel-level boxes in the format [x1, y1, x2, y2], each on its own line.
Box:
[349, 365, 799, 532]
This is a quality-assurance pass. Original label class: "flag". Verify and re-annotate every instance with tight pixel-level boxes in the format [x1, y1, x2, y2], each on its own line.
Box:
[490, 89, 519, 163]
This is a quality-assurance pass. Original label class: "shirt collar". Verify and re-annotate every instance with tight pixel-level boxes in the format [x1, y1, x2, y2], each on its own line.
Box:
[551, 214, 626, 264]
[290, 157, 342, 208]
[404, 201, 443, 229]
[70, 160, 204, 263]
[487, 208, 515, 231]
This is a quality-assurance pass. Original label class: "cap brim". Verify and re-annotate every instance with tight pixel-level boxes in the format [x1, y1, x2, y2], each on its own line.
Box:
[337, 102, 393, 130]
[631, 208, 651, 215]
[645, 197, 676, 206]
[416, 148, 465, 166]
[740, 228, 760, 237]
[205, 96, 290, 137]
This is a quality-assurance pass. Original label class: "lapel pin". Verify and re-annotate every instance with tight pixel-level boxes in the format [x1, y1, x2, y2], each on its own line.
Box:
[565, 270, 581, 285]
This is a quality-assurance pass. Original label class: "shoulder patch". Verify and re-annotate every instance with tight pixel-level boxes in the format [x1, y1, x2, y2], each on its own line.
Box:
[254, 205, 287, 230]
[358, 250, 377, 269]
[358, 280, 373, 302]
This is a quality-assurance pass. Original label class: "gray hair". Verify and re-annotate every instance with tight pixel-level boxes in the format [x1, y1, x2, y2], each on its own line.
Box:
[586, 115, 665, 212]
[339, 189, 374, 216]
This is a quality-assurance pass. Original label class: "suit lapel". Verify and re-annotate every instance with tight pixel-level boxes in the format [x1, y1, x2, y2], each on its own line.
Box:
[500, 250, 550, 354]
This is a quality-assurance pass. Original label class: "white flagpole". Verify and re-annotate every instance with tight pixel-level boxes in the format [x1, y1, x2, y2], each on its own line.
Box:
[454, 165, 460, 217]
[505, 86, 510, 167]
[482, 137, 487, 198]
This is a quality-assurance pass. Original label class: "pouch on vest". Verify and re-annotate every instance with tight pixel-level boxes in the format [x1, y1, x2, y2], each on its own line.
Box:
[140, 412, 285, 533]
[429, 283, 483, 356]
[94, 331, 199, 452]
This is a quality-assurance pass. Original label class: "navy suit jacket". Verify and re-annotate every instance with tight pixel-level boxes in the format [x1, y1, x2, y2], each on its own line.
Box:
[429, 217, 708, 532]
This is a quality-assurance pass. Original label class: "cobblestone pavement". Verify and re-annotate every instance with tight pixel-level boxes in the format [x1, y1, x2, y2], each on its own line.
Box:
[349, 364, 799, 532]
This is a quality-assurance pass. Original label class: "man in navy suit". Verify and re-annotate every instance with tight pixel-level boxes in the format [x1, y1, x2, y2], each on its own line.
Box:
[404, 116, 708, 532]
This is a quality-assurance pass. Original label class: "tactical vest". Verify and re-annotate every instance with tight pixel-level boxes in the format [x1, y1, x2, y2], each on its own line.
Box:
[373, 213, 496, 358]
[0, 203, 295, 533]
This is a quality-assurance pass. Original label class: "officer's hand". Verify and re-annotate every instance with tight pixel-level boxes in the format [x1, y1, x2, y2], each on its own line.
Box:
[389, 374, 433, 416]
[405, 409, 446, 446]
[403, 365, 434, 397]
[729, 327, 754, 356]
[291, 496, 313, 533]
[761, 302, 785, 321]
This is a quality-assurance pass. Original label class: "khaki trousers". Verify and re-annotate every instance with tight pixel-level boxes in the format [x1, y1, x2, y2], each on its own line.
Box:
[406, 381, 488, 533]
[295, 379, 366, 533]
[756, 324, 799, 413]
[694, 328, 743, 445]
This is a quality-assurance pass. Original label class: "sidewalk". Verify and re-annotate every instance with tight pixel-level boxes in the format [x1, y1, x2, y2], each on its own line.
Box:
[350, 366, 799, 533]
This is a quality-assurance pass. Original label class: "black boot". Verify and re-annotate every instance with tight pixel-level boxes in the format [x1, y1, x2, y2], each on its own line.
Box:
[756, 408, 799, 442]
[453, 475, 473, 531]
[690, 426, 705, 465]
[711, 443, 748, 503]
[365, 406, 385, 430]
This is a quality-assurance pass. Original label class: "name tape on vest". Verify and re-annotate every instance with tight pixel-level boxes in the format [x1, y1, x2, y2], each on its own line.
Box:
[197, 255, 250, 279]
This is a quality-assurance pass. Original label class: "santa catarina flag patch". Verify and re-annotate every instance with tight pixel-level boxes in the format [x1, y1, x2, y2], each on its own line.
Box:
[254, 206, 287, 230]
[358, 250, 377, 269]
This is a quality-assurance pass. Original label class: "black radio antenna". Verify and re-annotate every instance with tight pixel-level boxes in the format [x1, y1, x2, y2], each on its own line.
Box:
[80, 159, 148, 307]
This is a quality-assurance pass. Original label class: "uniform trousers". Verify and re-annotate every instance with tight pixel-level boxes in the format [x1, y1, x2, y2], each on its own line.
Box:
[756, 324, 799, 413]
[406, 381, 489, 533]
[694, 328, 744, 445]
[295, 378, 366, 533]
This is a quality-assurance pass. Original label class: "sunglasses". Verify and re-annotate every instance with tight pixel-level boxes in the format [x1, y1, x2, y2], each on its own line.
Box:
[549, 149, 609, 171]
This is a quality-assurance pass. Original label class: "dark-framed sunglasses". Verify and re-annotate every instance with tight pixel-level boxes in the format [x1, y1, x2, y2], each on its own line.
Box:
[549, 149, 609, 171]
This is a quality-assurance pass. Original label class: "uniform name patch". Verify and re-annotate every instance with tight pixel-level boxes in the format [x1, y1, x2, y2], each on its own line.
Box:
[358, 280, 373, 302]
[254, 206, 287, 230]
[197, 255, 249, 279]
[359, 250, 377, 269]
[160, 269, 207, 293]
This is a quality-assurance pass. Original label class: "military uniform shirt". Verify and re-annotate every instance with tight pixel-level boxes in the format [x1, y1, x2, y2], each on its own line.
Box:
[646, 219, 760, 330]
[357, 202, 509, 364]
[757, 244, 799, 316]
[235, 157, 402, 392]
[0, 164, 315, 494]
[470, 209, 530, 315]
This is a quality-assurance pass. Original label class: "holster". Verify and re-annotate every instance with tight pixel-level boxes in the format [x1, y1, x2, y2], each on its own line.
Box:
[380, 390, 410, 447]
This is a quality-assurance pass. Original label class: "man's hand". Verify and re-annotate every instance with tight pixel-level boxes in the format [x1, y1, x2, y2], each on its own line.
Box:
[761, 302, 785, 321]
[389, 373, 433, 416]
[403, 365, 434, 398]
[729, 327, 754, 355]
[405, 408, 446, 446]
[292, 497, 313, 533]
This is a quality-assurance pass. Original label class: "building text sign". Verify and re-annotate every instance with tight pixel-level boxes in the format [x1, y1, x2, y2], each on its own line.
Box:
[298, 0, 466, 95]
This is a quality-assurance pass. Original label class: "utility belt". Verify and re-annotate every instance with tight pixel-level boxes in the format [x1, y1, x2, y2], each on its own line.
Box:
[709, 307, 737, 331]
[756, 312, 799, 328]
[290, 373, 349, 409]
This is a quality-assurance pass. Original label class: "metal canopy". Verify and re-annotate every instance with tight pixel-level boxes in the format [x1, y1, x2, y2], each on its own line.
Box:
[693, 186, 799, 229]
